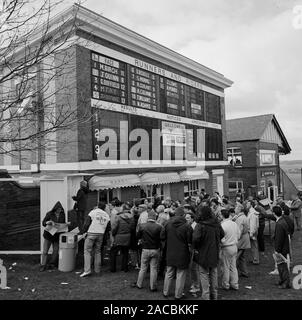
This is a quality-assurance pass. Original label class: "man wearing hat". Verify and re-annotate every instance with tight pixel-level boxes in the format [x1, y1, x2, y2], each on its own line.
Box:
[161, 207, 193, 300]
[132, 210, 163, 291]
[72, 180, 89, 232]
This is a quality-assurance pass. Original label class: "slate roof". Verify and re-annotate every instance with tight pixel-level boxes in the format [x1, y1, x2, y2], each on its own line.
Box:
[226, 114, 291, 154]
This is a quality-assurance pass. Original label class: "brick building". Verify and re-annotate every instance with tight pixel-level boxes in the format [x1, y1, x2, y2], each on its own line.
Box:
[226, 114, 291, 201]
[0, 4, 233, 210]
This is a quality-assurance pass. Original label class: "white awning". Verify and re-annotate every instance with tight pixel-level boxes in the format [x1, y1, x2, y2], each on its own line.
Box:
[179, 168, 209, 181]
[89, 174, 141, 190]
[140, 172, 180, 185]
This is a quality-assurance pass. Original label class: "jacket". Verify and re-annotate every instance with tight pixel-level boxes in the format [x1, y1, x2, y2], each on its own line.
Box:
[192, 218, 225, 269]
[247, 207, 259, 239]
[274, 217, 290, 257]
[233, 212, 251, 250]
[221, 219, 240, 247]
[42, 202, 66, 242]
[280, 202, 290, 216]
[72, 186, 89, 212]
[161, 215, 192, 269]
[111, 210, 135, 247]
[255, 204, 267, 226]
[290, 199, 302, 218]
[283, 215, 295, 236]
[137, 220, 162, 250]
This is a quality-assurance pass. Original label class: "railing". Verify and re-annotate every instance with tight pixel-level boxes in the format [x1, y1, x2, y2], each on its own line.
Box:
[280, 167, 299, 199]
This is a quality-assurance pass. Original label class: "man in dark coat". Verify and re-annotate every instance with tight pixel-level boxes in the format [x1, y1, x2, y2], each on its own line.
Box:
[161, 207, 192, 300]
[193, 206, 225, 300]
[276, 197, 290, 216]
[254, 199, 267, 255]
[72, 180, 89, 232]
[40, 201, 66, 271]
[110, 203, 135, 272]
[132, 210, 163, 291]
[272, 206, 291, 289]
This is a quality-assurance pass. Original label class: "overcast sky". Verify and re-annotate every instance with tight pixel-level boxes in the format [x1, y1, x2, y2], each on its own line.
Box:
[63, 0, 302, 160]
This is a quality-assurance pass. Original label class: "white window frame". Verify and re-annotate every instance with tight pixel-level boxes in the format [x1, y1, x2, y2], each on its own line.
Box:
[228, 180, 243, 192]
[259, 150, 276, 166]
[227, 147, 242, 167]
[184, 180, 200, 197]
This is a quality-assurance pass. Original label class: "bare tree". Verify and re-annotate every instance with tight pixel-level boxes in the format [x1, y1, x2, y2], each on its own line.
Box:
[0, 0, 90, 171]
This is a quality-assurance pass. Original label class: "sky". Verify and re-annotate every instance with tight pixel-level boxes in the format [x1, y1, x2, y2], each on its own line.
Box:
[62, 0, 302, 160]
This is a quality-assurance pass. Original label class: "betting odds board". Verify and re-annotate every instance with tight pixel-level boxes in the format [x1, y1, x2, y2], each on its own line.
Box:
[91, 52, 127, 104]
[90, 50, 223, 161]
[130, 66, 157, 110]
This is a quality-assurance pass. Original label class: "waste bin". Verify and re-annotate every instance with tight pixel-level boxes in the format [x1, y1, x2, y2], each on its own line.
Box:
[58, 233, 78, 272]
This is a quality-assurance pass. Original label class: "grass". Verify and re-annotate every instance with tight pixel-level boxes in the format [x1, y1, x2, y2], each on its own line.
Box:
[1, 231, 302, 300]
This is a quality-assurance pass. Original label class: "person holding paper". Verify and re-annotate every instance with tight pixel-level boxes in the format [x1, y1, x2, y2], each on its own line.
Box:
[40, 202, 66, 272]
[272, 206, 291, 289]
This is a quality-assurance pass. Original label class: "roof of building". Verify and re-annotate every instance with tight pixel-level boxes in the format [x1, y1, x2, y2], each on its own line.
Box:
[226, 114, 291, 154]
[17, 4, 233, 90]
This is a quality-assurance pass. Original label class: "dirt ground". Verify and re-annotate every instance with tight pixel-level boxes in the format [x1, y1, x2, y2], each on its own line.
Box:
[0, 231, 302, 300]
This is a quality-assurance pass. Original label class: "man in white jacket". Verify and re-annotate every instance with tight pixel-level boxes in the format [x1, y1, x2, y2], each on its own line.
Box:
[221, 209, 241, 290]
[246, 200, 260, 265]
[80, 202, 111, 277]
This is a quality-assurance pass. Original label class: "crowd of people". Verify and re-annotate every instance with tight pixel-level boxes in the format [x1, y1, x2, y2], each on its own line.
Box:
[40, 182, 302, 300]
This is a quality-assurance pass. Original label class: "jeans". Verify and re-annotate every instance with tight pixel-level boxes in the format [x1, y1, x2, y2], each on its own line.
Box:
[190, 261, 200, 290]
[41, 239, 59, 266]
[198, 265, 218, 300]
[257, 224, 265, 253]
[221, 245, 238, 289]
[277, 262, 290, 287]
[110, 245, 129, 272]
[250, 238, 259, 264]
[237, 249, 248, 276]
[137, 249, 160, 290]
[76, 210, 85, 232]
[158, 246, 167, 277]
[163, 266, 187, 299]
[84, 233, 104, 273]
[293, 213, 301, 231]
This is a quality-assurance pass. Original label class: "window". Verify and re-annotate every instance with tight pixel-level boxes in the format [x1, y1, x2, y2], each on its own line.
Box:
[205, 92, 221, 124]
[159, 78, 186, 117]
[184, 180, 199, 197]
[260, 151, 275, 166]
[227, 147, 242, 167]
[93, 109, 128, 160]
[98, 189, 114, 204]
[228, 181, 243, 192]
[206, 128, 222, 160]
[187, 87, 205, 121]
[139, 185, 164, 202]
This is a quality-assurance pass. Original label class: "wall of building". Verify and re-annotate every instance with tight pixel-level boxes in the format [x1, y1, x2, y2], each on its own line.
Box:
[54, 46, 79, 163]
[76, 45, 94, 162]
[0, 172, 40, 251]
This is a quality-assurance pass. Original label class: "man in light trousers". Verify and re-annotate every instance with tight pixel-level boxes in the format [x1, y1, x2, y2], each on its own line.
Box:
[246, 200, 260, 265]
[132, 210, 162, 291]
[161, 207, 192, 300]
[80, 202, 111, 277]
[220, 209, 241, 290]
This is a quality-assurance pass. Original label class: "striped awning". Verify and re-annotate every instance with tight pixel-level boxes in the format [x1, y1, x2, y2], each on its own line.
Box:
[140, 172, 180, 185]
[89, 174, 141, 190]
[179, 168, 209, 181]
